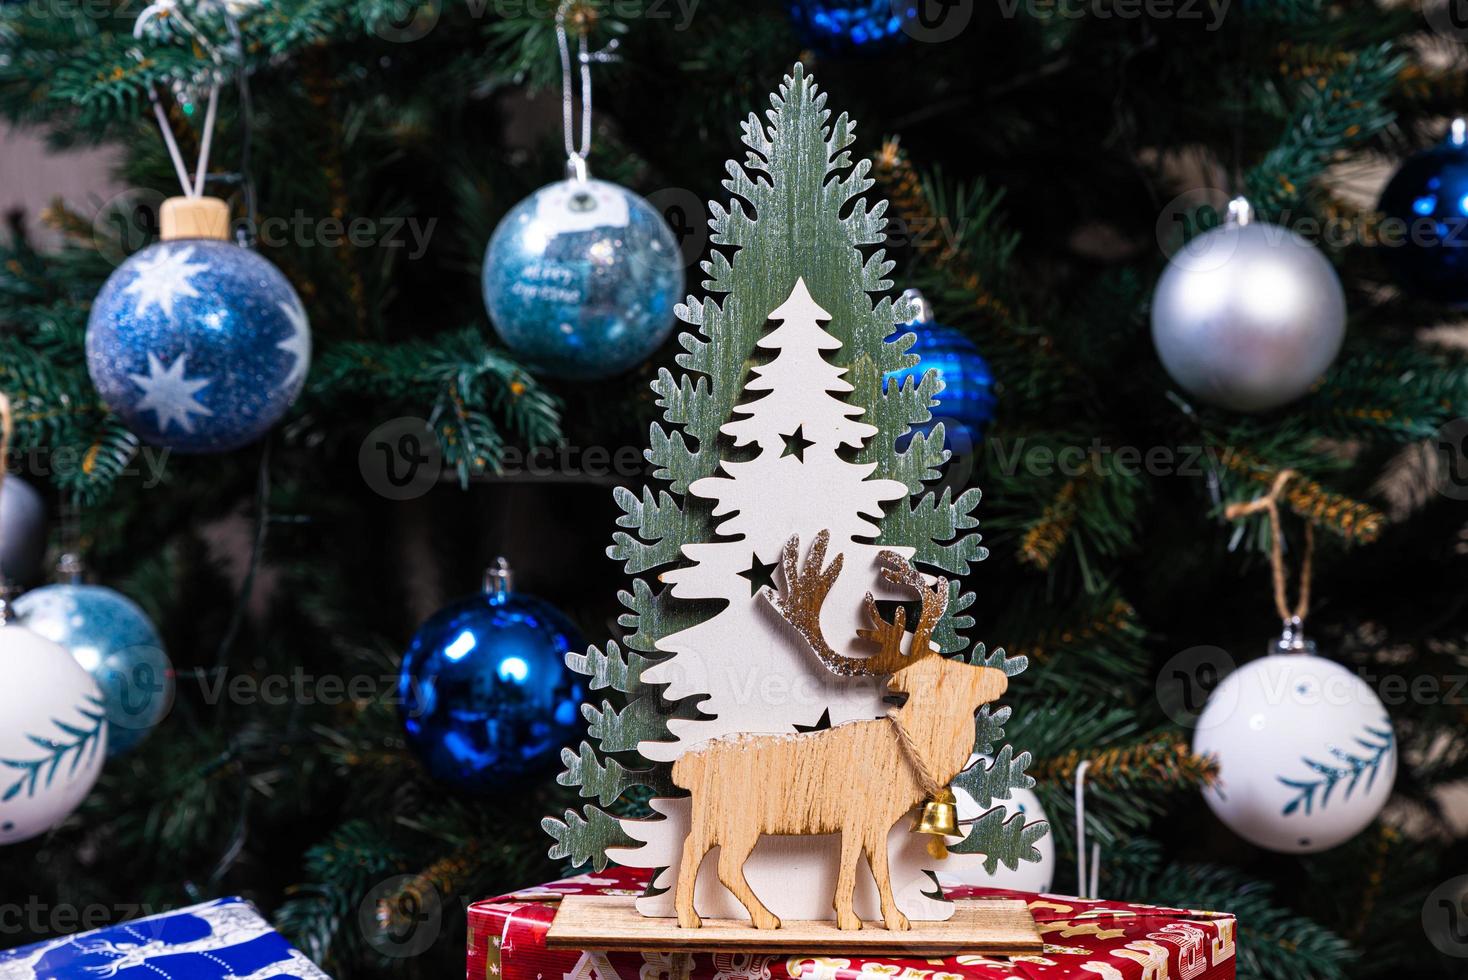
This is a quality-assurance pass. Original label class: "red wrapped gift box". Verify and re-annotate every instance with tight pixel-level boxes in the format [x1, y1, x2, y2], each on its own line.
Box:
[467, 867, 1236, 980]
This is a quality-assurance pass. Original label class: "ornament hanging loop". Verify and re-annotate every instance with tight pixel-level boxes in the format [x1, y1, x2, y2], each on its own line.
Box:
[1225, 469, 1315, 644]
[134, 0, 226, 200]
[484, 556, 513, 602]
[1225, 196, 1253, 227]
[555, 0, 619, 180]
[1074, 760, 1100, 898]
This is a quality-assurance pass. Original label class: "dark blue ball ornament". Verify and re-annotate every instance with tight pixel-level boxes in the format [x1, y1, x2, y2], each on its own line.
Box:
[85, 201, 311, 453]
[399, 559, 584, 792]
[14, 559, 173, 758]
[885, 290, 996, 453]
[1378, 120, 1468, 306]
[482, 178, 684, 380]
[788, 1, 910, 53]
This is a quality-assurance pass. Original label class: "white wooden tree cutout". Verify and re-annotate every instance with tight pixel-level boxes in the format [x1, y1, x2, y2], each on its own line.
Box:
[611, 280, 959, 923]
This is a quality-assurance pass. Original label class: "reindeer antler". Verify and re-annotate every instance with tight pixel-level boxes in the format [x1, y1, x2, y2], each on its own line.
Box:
[853, 550, 949, 673]
[762, 536, 948, 677]
[874, 550, 949, 659]
[760, 531, 849, 671]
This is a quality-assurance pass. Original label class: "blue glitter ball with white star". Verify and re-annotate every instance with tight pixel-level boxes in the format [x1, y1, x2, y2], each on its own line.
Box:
[398, 561, 584, 792]
[788, 0, 910, 52]
[1378, 123, 1468, 306]
[482, 178, 684, 380]
[885, 293, 996, 452]
[14, 582, 174, 758]
[85, 239, 312, 453]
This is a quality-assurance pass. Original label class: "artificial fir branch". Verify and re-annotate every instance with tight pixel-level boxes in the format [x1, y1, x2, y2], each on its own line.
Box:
[870, 138, 1020, 332]
[1032, 737, 1218, 792]
[1019, 476, 1083, 570]
[1349, 825, 1400, 944]
[1223, 451, 1385, 543]
[302, 50, 367, 335]
[1247, 44, 1404, 218]
[870, 138, 928, 250]
[1007, 598, 1139, 666]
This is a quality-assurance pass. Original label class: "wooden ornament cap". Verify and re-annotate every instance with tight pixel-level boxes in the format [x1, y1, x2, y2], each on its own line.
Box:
[160, 196, 231, 242]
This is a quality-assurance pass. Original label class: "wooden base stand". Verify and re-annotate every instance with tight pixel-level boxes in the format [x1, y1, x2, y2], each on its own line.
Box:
[546, 895, 1043, 956]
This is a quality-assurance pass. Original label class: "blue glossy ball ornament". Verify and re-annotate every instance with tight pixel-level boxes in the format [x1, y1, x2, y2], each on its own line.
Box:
[14, 563, 173, 758]
[482, 177, 684, 380]
[398, 559, 584, 792]
[1378, 121, 1468, 306]
[885, 290, 996, 452]
[85, 201, 311, 453]
[788, 1, 910, 53]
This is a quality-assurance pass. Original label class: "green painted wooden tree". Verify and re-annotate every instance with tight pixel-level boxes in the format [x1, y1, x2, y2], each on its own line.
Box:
[544, 64, 1044, 890]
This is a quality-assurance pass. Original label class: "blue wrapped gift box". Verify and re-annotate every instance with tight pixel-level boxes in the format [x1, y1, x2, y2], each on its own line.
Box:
[0, 897, 328, 980]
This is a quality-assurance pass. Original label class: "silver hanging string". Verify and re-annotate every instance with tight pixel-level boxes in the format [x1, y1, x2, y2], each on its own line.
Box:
[554, 0, 619, 181]
[1074, 760, 1100, 898]
[134, 0, 225, 198]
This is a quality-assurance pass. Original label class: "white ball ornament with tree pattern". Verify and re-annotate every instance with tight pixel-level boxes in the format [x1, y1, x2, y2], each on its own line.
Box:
[1192, 637, 1395, 854]
[0, 602, 108, 845]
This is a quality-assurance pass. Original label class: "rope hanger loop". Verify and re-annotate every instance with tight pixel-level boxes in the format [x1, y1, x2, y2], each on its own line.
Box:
[1225, 469, 1314, 631]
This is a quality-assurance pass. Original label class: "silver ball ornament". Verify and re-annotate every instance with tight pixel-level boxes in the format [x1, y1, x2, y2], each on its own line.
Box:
[1151, 203, 1346, 413]
[0, 475, 46, 585]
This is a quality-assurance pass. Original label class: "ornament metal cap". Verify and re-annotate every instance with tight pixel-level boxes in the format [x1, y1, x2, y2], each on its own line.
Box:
[483, 557, 513, 602]
[1225, 196, 1254, 227]
[160, 196, 231, 242]
[57, 552, 85, 585]
[1272, 615, 1316, 656]
[900, 288, 933, 326]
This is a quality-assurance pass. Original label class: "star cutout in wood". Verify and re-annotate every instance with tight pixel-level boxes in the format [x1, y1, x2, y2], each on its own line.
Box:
[793, 708, 833, 733]
[780, 424, 815, 461]
[737, 552, 778, 596]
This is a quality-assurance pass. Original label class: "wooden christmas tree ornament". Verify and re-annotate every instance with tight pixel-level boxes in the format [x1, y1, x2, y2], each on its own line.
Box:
[543, 65, 1047, 953]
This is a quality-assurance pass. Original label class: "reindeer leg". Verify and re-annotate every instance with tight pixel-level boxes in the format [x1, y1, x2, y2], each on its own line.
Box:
[834, 832, 864, 931]
[717, 833, 780, 930]
[676, 827, 707, 929]
[865, 830, 909, 931]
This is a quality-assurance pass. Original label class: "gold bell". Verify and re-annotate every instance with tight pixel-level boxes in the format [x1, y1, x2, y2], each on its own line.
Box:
[912, 787, 959, 860]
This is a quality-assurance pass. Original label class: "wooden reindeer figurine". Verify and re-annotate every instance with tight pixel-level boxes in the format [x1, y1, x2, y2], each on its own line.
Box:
[671, 531, 1009, 932]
